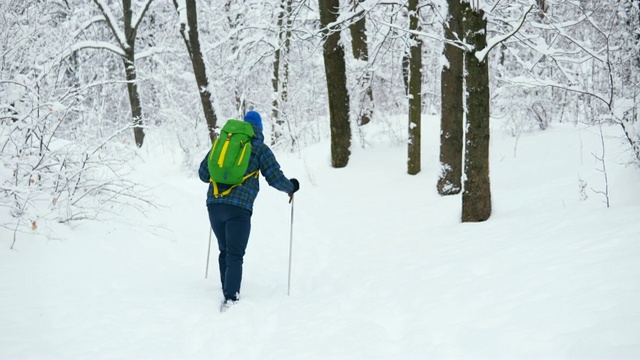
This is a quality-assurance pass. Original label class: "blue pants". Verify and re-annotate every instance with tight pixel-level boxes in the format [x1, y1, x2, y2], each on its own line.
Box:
[207, 203, 252, 301]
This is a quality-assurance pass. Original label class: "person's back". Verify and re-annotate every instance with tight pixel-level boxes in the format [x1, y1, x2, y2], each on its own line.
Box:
[199, 113, 294, 212]
[198, 111, 299, 309]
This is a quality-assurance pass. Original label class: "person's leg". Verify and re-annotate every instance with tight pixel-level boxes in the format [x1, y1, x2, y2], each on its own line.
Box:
[221, 206, 252, 301]
[207, 204, 227, 289]
[208, 204, 252, 301]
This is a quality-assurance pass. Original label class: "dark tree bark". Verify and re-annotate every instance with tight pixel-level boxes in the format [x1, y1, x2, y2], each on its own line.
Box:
[319, 0, 351, 168]
[225, 1, 244, 114]
[462, 5, 491, 222]
[271, 5, 284, 144]
[349, 0, 373, 126]
[437, 0, 465, 195]
[271, 0, 293, 146]
[173, 0, 219, 143]
[631, 0, 640, 68]
[122, 0, 149, 147]
[281, 0, 292, 106]
[349, 0, 367, 63]
[402, 51, 410, 95]
[535, 0, 548, 18]
[93, 0, 153, 148]
[122, 51, 144, 147]
[8, 103, 18, 122]
[407, 0, 422, 175]
[622, 0, 640, 163]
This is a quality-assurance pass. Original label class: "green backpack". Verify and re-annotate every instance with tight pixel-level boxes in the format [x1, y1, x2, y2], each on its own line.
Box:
[208, 119, 259, 198]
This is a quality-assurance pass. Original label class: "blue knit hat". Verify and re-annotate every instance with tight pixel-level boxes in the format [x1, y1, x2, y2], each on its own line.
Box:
[244, 111, 263, 131]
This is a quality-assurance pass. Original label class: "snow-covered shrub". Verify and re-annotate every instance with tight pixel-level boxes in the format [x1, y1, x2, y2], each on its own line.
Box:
[0, 84, 151, 246]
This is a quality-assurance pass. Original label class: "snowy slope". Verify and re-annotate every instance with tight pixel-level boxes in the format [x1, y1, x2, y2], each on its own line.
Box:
[1, 117, 639, 359]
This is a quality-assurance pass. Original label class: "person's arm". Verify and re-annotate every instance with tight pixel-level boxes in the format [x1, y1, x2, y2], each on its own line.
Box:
[259, 145, 297, 194]
[198, 152, 211, 183]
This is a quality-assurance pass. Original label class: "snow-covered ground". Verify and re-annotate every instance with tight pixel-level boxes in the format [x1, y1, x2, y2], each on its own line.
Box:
[2, 117, 639, 359]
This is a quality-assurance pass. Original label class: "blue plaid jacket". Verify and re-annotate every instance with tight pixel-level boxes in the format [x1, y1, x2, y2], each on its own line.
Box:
[198, 126, 295, 212]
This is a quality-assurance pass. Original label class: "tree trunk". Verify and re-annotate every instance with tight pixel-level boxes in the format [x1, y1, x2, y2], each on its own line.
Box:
[402, 51, 410, 95]
[281, 0, 292, 105]
[123, 0, 145, 147]
[271, 0, 293, 146]
[633, 0, 640, 71]
[462, 5, 491, 222]
[349, 0, 373, 126]
[621, 0, 640, 163]
[184, 0, 218, 143]
[91, 0, 152, 147]
[225, 1, 244, 114]
[407, 0, 422, 175]
[535, 0, 547, 18]
[271, 6, 283, 144]
[123, 54, 145, 147]
[319, 0, 351, 168]
[437, 0, 465, 195]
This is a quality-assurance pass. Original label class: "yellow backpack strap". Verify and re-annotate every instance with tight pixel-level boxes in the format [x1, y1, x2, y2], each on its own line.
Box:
[217, 133, 232, 167]
[243, 169, 260, 181]
[209, 170, 260, 198]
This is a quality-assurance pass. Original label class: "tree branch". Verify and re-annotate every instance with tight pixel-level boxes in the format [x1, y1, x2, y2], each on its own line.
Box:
[476, 5, 534, 62]
[71, 15, 107, 39]
[92, 0, 128, 51]
[64, 40, 127, 59]
[133, 0, 154, 34]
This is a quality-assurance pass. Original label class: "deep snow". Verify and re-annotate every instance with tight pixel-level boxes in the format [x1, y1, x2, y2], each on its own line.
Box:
[1, 116, 640, 359]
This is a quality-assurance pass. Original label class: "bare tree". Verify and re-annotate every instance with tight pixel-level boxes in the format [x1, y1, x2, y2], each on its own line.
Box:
[0, 1, 153, 244]
[319, 0, 351, 168]
[173, 0, 219, 144]
[271, 0, 294, 146]
[91, 0, 154, 148]
[402, 51, 411, 96]
[520, 1, 640, 163]
[349, 0, 373, 126]
[627, 0, 640, 68]
[622, 0, 640, 162]
[225, 0, 246, 115]
[437, 0, 465, 195]
[462, 3, 491, 222]
[407, 0, 422, 175]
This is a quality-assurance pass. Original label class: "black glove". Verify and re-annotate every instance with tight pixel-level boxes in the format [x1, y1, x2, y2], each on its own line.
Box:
[290, 178, 300, 193]
[288, 178, 299, 203]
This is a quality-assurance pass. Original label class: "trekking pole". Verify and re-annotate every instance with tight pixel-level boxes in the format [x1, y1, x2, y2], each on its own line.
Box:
[205, 228, 212, 279]
[287, 195, 295, 296]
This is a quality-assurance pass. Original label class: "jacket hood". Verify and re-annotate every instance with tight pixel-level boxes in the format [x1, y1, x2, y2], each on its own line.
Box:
[251, 125, 265, 146]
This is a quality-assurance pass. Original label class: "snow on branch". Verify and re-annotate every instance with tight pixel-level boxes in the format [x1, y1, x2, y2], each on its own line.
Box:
[507, 76, 612, 106]
[476, 5, 534, 62]
[374, 19, 450, 45]
[138, 47, 180, 60]
[172, 0, 189, 34]
[71, 15, 107, 39]
[132, 0, 154, 34]
[529, 12, 606, 63]
[92, 0, 129, 51]
[1, 96, 153, 248]
[63, 40, 127, 59]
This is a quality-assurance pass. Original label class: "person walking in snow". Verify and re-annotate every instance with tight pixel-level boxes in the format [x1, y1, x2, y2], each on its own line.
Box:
[198, 110, 299, 308]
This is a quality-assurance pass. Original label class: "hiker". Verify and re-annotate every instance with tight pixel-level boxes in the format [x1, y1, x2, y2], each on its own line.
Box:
[198, 110, 299, 307]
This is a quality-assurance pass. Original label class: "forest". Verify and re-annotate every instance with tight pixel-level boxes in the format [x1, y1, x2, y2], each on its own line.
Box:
[1, 0, 639, 231]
